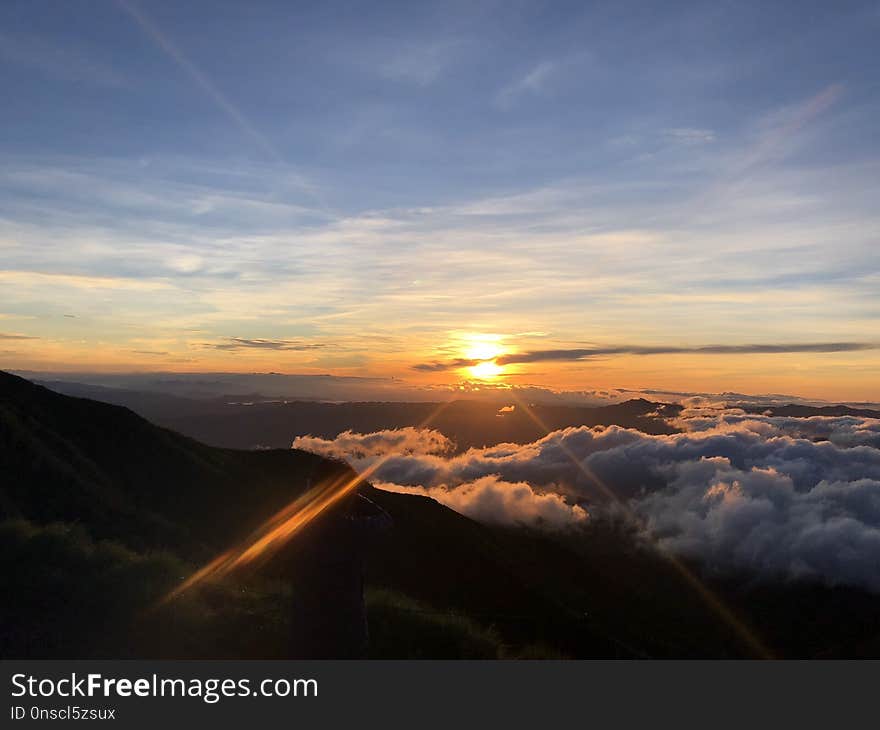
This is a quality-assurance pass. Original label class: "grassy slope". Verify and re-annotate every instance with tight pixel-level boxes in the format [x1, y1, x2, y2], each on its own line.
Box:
[0, 371, 354, 555]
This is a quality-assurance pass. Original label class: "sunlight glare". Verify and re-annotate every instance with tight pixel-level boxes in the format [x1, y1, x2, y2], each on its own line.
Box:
[461, 333, 507, 380]
[469, 360, 503, 379]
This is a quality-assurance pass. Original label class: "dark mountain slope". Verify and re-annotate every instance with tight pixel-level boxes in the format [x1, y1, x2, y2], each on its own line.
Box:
[1, 370, 331, 555]
[0, 371, 643, 657]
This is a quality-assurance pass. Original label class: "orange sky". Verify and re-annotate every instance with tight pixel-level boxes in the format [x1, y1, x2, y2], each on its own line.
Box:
[4, 328, 878, 403]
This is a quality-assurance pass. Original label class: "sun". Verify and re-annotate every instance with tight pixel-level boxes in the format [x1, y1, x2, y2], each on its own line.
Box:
[464, 341, 503, 361]
[469, 360, 504, 379]
[460, 334, 507, 380]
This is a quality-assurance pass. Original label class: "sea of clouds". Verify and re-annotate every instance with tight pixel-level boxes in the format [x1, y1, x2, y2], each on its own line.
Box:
[293, 400, 880, 592]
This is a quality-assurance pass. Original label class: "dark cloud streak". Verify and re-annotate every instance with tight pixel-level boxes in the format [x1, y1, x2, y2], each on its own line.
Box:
[413, 342, 878, 372]
[205, 337, 326, 352]
[413, 357, 481, 372]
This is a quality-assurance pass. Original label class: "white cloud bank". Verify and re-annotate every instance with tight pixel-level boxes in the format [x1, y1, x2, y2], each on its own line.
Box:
[374, 476, 588, 530]
[293, 427, 587, 530]
[293, 408, 880, 591]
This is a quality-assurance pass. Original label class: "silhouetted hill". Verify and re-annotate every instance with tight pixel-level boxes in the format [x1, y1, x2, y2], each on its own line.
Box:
[1, 370, 332, 555]
[742, 403, 880, 419]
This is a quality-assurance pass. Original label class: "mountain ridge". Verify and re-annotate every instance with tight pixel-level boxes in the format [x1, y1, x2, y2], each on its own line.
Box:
[0, 370, 635, 658]
[5, 370, 879, 659]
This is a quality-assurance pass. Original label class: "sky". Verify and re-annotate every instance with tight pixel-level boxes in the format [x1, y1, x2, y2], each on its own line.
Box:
[1, 0, 878, 401]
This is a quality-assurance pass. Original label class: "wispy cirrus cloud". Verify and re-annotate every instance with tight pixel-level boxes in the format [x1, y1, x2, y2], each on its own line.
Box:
[0, 270, 173, 291]
[495, 60, 557, 108]
[664, 127, 716, 144]
[373, 39, 464, 86]
[2, 142, 878, 395]
[204, 337, 327, 352]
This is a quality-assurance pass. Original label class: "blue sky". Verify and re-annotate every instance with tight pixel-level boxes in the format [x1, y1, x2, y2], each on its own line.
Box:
[1, 0, 878, 399]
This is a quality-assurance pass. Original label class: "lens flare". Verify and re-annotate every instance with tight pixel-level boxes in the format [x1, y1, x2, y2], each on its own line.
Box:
[506, 390, 774, 660]
[160, 401, 452, 604]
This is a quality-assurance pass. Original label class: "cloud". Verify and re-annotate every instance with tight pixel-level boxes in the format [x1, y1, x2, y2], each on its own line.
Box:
[664, 128, 716, 144]
[499, 342, 879, 363]
[293, 413, 880, 591]
[292, 428, 587, 530]
[3, 137, 878, 386]
[635, 460, 880, 592]
[670, 410, 880, 449]
[413, 342, 879, 371]
[376, 476, 588, 530]
[0, 333, 39, 341]
[205, 337, 326, 352]
[413, 358, 482, 372]
[294, 427, 452, 460]
[0, 270, 172, 291]
[495, 61, 557, 107]
[374, 40, 462, 86]
[730, 83, 844, 175]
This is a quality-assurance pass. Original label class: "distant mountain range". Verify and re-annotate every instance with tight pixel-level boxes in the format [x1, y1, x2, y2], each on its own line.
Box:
[2, 371, 879, 659]
[741, 403, 880, 419]
[33, 378, 880, 454]
[35, 378, 681, 450]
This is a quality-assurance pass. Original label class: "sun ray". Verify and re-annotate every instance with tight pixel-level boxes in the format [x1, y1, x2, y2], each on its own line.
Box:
[159, 399, 454, 604]
[507, 391, 774, 659]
